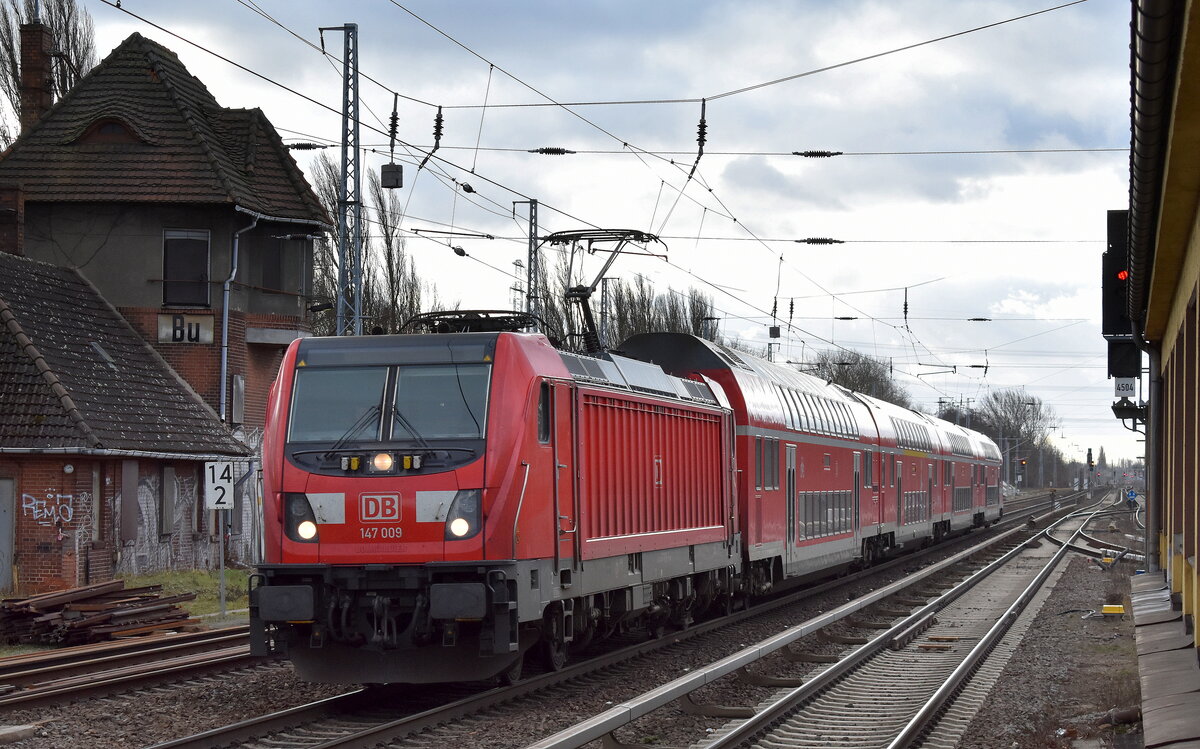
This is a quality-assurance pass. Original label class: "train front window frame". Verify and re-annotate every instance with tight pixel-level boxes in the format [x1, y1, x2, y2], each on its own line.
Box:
[391, 364, 490, 441]
[288, 366, 388, 443]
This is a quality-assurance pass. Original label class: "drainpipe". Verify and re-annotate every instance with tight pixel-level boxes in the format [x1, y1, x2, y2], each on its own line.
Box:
[220, 206, 333, 425]
[220, 213, 259, 422]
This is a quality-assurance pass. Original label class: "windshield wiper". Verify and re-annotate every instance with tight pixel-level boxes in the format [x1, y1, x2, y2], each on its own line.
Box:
[326, 404, 382, 456]
[390, 405, 433, 449]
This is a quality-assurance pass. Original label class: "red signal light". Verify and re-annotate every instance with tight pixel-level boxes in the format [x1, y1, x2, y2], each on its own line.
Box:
[1117, 269, 1129, 281]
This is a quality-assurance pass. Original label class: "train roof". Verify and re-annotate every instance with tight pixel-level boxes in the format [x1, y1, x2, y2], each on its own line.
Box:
[291, 331, 727, 410]
[619, 333, 1000, 460]
[618, 332, 857, 401]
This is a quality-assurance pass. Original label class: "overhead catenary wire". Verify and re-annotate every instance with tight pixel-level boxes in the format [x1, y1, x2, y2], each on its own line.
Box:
[106, 0, 1109, 413]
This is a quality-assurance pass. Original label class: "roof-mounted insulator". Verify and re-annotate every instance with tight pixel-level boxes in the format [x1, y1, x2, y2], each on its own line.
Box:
[795, 238, 843, 245]
[793, 150, 843, 158]
[528, 147, 576, 155]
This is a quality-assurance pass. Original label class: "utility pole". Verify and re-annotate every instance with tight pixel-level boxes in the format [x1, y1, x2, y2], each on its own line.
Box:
[515, 200, 540, 330]
[510, 259, 525, 312]
[323, 23, 362, 336]
[600, 276, 614, 349]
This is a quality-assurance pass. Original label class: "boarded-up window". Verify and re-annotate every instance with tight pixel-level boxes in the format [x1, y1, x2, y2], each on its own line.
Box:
[159, 465, 176, 536]
[163, 229, 210, 306]
[120, 460, 139, 543]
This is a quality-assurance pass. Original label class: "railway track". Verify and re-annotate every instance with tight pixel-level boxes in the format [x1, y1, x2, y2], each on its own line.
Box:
[0, 626, 261, 708]
[530, 490, 1114, 749]
[146, 492, 1077, 749]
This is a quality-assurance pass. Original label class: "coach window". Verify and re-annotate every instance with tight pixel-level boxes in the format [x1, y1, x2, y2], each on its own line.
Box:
[944, 460, 952, 485]
[777, 386, 796, 430]
[864, 450, 874, 487]
[755, 437, 764, 490]
[793, 391, 806, 431]
[822, 453, 831, 471]
[767, 439, 779, 489]
[537, 382, 551, 443]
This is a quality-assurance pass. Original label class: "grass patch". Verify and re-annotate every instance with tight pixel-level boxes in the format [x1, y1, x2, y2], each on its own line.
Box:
[118, 568, 251, 618]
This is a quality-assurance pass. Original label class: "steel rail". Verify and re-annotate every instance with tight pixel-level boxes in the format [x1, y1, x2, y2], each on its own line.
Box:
[148, 494, 1071, 749]
[0, 626, 249, 689]
[525, 494, 1085, 749]
[886, 494, 1114, 748]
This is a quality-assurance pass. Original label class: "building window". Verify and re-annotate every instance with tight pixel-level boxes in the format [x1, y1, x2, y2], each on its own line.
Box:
[163, 229, 210, 307]
[260, 238, 284, 293]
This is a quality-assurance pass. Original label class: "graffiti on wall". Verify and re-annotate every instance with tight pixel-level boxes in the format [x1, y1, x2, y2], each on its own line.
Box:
[21, 490, 86, 527]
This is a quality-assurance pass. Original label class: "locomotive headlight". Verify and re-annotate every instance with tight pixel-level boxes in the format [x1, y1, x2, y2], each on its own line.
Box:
[371, 452, 394, 472]
[284, 493, 319, 543]
[444, 489, 482, 540]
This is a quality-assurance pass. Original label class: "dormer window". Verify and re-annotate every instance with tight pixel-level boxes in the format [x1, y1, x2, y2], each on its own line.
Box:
[77, 118, 141, 144]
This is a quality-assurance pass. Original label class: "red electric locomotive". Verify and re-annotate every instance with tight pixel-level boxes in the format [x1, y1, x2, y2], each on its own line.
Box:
[252, 326, 739, 683]
[251, 324, 1001, 684]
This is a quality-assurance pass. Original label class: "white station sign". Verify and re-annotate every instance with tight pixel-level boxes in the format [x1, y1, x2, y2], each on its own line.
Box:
[1113, 377, 1137, 398]
[204, 461, 235, 510]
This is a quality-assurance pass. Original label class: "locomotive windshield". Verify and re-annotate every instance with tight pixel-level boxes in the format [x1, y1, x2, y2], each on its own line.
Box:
[288, 367, 388, 442]
[392, 364, 489, 440]
[287, 364, 491, 444]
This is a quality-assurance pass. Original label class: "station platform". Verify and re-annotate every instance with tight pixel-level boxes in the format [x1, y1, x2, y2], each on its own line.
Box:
[1131, 571, 1200, 748]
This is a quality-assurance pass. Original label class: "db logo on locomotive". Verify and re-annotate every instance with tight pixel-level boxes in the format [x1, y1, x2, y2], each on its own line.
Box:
[360, 493, 401, 522]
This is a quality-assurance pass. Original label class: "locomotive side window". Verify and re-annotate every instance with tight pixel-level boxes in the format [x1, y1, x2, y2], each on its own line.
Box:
[289, 367, 387, 442]
[537, 381, 551, 443]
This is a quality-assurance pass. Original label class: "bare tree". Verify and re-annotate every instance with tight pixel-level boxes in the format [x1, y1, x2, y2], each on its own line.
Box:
[809, 349, 912, 408]
[367, 169, 426, 332]
[306, 153, 340, 335]
[0, 0, 94, 144]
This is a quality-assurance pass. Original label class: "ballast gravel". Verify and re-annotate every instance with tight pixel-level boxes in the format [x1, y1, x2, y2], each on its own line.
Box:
[2, 505, 1145, 749]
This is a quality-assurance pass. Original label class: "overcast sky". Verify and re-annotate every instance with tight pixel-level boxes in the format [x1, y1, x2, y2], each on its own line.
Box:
[79, 0, 1137, 467]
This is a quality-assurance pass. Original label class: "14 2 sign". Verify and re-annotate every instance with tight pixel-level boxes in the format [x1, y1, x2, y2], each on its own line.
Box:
[205, 461, 235, 510]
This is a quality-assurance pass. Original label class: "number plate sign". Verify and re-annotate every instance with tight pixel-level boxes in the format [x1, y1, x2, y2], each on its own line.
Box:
[1114, 378, 1137, 398]
[205, 461, 235, 510]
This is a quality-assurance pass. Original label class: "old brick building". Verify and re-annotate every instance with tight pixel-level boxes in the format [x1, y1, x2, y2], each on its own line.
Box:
[0, 28, 332, 593]
[0, 251, 248, 592]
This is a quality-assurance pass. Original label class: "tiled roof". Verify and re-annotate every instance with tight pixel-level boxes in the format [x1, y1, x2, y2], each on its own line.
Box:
[0, 252, 247, 456]
[0, 32, 329, 225]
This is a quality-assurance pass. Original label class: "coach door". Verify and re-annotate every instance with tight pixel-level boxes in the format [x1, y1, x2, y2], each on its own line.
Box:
[0, 478, 13, 592]
[852, 452, 862, 541]
[895, 459, 903, 525]
[550, 382, 578, 577]
[785, 445, 797, 569]
[928, 464, 935, 521]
